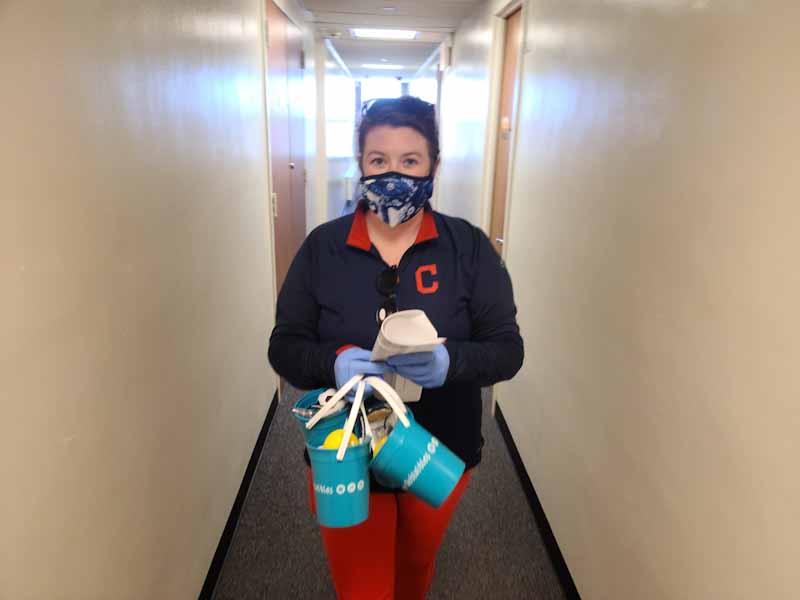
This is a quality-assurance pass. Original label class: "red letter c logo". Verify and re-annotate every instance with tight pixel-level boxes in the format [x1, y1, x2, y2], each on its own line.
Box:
[416, 264, 439, 294]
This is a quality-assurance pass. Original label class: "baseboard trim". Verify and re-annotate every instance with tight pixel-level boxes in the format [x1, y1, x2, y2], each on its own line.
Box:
[199, 390, 279, 600]
[494, 402, 582, 600]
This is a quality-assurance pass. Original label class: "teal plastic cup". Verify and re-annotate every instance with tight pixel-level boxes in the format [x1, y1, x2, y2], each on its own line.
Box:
[369, 408, 466, 508]
[307, 438, 371, 528]
[293, 389, 361, 448]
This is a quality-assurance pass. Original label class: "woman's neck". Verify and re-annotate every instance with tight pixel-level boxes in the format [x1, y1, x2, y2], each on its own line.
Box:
[365, 209, 424, 266]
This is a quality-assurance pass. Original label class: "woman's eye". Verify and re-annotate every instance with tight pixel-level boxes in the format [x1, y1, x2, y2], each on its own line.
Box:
[370, 157, 384, 166]
[403, 158, 418, 167]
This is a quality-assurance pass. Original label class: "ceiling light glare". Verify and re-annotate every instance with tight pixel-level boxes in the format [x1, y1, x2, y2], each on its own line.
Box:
[351, 28, 418, 40]
[361, 63, 404, 70]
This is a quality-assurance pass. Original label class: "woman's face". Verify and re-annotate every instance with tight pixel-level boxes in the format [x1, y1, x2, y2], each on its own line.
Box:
[361, 125, 433, 178]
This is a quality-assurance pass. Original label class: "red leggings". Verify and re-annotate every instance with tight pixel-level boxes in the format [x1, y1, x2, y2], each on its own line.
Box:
[307, 468, 472, 600]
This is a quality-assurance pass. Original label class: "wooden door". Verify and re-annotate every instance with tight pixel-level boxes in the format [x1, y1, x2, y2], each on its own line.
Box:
[286, 18, 306, 258]
[267, 0, 306, 292]
[489, 8, 522, 256]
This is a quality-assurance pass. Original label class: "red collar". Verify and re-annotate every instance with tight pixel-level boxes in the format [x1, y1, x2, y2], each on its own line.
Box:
[346, 206, 439, 252]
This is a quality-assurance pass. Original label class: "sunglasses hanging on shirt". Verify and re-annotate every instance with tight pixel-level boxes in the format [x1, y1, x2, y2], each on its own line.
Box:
[376, 265, 399, 324]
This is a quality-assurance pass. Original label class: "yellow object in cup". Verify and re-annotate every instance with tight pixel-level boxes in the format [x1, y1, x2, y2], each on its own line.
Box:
[322, 428, 358, 450]
[373, 435, 388, 456]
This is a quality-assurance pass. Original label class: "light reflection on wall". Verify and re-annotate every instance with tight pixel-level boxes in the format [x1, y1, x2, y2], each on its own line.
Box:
[177, 14, 259, 40]
[525, 20, 672, 153]
[435, 2, 497, 226]
[324, 55, 357, 219]
[469, 27, 493, 48]
[99, 4, 268, 164]
[120, 8, 260, 41]
[409, 75, 438, 105]
[110, 63, 264, 162]
[325, 73, 356, 158]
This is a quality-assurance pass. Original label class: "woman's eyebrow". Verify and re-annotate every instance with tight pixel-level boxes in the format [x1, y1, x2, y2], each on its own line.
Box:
[401, 151, 422, 157]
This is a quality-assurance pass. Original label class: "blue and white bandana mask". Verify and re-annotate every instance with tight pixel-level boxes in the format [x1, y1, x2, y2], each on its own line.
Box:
[358, 171, 434, 228]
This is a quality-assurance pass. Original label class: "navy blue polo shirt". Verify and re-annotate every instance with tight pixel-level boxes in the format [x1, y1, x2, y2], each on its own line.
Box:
[268, 203, 524, 475]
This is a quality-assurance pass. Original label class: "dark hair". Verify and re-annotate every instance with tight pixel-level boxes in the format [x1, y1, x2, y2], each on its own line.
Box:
[357, 96, 439, 166]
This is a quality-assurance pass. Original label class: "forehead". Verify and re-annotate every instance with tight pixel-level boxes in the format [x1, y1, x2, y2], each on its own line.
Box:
[363, 125, 428, 154]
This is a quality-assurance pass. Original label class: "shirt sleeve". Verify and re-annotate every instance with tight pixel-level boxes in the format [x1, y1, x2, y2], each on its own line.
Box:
[444, 228, 524, 387]
[268, 236, 339, 390]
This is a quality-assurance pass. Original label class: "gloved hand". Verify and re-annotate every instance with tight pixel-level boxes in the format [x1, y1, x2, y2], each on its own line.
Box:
[385, 344, 450, 389]
[334, 347, 391, 398]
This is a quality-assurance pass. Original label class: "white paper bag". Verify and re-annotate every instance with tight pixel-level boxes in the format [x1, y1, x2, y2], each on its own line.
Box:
[371, 310, 445, 403]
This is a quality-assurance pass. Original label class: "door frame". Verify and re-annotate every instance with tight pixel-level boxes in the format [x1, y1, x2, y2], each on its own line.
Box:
[258, 0, 311, 399]
[259, 0, 311, 308]
[481, 0, 528, 261]
[481, 0, 528, 415]
[257, 0, 279, 316]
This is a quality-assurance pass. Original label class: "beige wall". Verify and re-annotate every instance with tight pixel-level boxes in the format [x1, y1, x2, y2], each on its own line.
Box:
[0, 1, 278, 598]
[499, 0, 800, 598]
[437, 0, 509, 229]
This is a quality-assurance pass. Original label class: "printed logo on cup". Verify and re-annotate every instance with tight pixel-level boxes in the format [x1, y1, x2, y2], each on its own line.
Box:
[402, 437, 440, 490]
[315, 480, 366, 496]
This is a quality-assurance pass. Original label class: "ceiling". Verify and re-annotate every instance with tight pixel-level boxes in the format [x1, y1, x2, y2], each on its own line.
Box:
[303, 0, 481, 80]
[329, 39, 439, 80]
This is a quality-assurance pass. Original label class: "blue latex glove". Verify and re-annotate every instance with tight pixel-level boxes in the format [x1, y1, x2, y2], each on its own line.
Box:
[334, 347, 391, 398]
[385, 344, 450, 389]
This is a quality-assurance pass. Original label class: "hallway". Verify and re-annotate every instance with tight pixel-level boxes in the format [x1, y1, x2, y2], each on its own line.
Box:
[5, 0, 800, 598]
[211, 388, 566, 599]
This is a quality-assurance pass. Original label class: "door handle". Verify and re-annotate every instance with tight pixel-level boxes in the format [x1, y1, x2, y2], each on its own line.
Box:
[495, 238, 504, 246]
[289, 162, 296, 170]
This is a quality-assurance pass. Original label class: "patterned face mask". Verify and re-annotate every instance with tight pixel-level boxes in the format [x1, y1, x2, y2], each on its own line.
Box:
[358, 171, 434, 228]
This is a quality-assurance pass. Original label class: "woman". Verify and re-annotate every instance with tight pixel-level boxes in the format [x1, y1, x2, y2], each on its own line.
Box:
[268, 96, 523, 599]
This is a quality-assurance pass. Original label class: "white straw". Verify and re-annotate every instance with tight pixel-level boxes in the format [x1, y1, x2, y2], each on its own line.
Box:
[305, 374, 362, 430]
